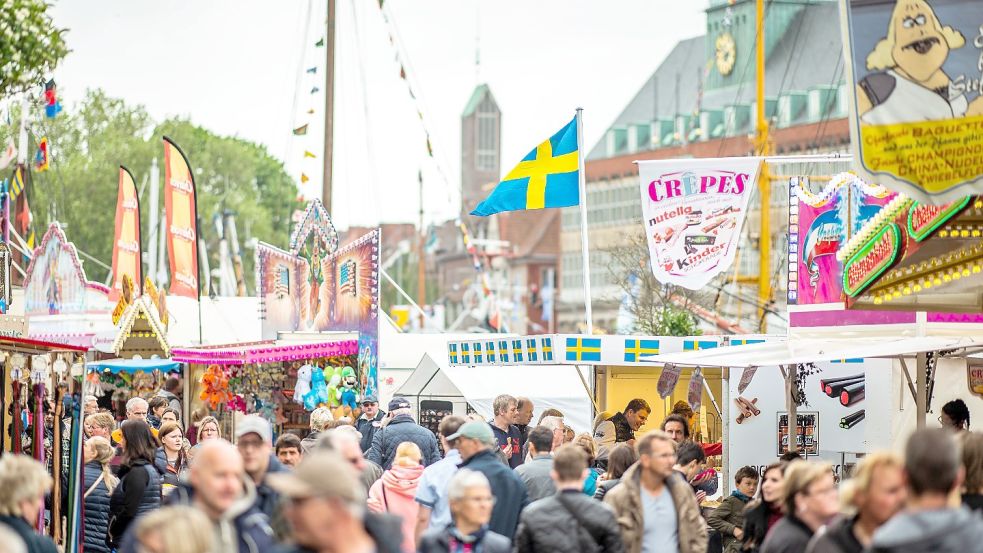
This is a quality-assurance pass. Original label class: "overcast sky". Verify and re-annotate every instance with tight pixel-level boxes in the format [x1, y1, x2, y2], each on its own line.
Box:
[46, 0, 708, 230]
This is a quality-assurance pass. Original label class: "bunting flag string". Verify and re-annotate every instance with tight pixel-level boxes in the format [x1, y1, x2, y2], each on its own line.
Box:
[292, 124, 308, 136]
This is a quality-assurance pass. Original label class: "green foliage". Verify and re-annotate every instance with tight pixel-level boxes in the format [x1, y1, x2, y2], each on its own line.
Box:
[606, 231, 703, 337]
[0, 0, 69, 96]
[25, 89, 302, 291]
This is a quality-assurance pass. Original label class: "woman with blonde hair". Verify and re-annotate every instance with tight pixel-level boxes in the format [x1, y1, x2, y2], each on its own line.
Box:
[368, 441, 425, 553]
[83, 436, 118, 553]
[961, 432, 983, 511]
[761, 462, 839, 553]
[0, 454, 57, 553]
[188, 416, 220, 461]
[572, 432, 601, 496]
[133, 505, 214, 553]
[807, 452, 905, 553]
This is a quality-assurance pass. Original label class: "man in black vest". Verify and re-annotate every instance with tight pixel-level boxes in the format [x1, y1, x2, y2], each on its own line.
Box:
[594, 398, 651, 466]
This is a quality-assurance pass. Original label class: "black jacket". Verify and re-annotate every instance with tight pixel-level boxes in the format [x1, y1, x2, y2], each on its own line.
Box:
[82, 461, 113, 553]
[153, 447, 184, 487]
[514, 489, 625, 553]
[108, 459, 161, 546]
[760, 515, 814, 553]
[458, 448, 528, 539]
[365, 414, 441, 470]
[356, 409, 386, 452]
[592, 478, 620, 502]
[609, 412, 635, 443]
[274, 512, 403, 553]
[0, 515, 58, 553]
[806, 515, 862, 553]
[254, 454, 289, 539]
[418, 523, 512, 553]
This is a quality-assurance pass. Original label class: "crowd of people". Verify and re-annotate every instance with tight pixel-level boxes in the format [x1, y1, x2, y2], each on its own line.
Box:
[4, 387, 983, 553]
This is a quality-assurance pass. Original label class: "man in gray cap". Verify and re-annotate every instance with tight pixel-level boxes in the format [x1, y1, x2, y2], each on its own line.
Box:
[355, 394, 385, 453]
[235, 415, 288, 538]
[268, 451, 403, 553]
[449, 421, 529, 540]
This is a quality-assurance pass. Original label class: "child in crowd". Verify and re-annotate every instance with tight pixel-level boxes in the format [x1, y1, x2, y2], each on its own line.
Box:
[708, 465, 759, 553]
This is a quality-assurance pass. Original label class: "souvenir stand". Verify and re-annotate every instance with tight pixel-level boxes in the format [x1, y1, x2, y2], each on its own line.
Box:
[0, 336, 88, 549]
[171, 335, 359, 439]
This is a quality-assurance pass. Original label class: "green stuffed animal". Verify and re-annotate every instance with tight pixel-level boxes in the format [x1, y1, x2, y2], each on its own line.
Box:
[326, 365, 343, 408]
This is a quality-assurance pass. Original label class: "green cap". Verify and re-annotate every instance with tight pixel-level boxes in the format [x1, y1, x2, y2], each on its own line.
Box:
[446, 421, 494, 444]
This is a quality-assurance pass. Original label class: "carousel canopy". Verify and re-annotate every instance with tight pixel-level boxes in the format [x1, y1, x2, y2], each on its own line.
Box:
[87, 358, 181, 374]
[171, 335, 359, 365]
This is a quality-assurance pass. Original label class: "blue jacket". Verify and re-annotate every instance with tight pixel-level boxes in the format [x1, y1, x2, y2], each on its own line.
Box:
[0, 514, 58, 553]
[366, 414, 442, 470]
[459, 449, 529, 539]
[355, 409, 386, 452]
[153, 447, 184, 487]
[82, 461, 113, 553]
[108, 459, 161, 546]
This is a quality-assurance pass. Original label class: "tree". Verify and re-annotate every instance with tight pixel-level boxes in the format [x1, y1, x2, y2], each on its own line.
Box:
[606, 231, 705, 336]
[18, 89, 302, 292]
[0, 0, 68, 97]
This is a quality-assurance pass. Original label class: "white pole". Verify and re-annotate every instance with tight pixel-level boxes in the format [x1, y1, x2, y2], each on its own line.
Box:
[576, 108, 593, 335]
[16, 97, 29, 165]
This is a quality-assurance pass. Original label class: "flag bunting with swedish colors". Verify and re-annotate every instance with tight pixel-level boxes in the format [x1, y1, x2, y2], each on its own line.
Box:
[566, 337, 601, 362]
[624, 339, 660, 362]
[684, 340, 718, 351]
[470, 116, 579, 216]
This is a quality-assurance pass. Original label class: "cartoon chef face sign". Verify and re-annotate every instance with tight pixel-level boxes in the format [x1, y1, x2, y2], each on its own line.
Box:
[867, 0, 964, 83]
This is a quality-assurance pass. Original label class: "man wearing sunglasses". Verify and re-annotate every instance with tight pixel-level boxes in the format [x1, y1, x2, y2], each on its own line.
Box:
[355, 395, 386, 453]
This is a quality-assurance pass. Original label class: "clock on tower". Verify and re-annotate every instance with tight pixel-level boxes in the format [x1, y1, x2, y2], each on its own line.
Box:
[715, 32, 737, 76]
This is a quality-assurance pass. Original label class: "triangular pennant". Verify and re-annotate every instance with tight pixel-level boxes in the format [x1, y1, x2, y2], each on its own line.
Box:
[304, 151, 317, 159]
[293, 124, 309, 136]
[315, 37, 325, 47]
[306, 108, 315, 114]
[306, 67, 317, 74]
[301, 174, 310, 183]
[310, 86, 320, 94]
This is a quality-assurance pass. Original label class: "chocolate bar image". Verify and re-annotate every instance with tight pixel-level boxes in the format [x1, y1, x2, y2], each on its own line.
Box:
[702, 219, 726, 233]
[840, 381, 865, 407]
[685, 235, 716, 246]
[686, 211, 703, 226]
[840, 409, 865, 429]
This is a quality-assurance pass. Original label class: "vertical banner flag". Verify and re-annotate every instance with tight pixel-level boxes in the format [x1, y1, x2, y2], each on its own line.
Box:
[110, 166, 142, 301]
[162, 137, 199, 298]
[637, 157, 761, 290]
[838, 0, 983, 203]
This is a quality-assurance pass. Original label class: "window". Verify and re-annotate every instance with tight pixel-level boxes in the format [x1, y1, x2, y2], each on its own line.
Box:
[476, 96, 498, 171]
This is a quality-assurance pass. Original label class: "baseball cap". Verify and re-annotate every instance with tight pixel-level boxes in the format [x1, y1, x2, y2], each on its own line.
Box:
[446, 421, 494, 444]
[361, 395, 379, 405]
[235, 415, 272, 444]
[388, 397, 411, 411]
[267, 451, 361, 502]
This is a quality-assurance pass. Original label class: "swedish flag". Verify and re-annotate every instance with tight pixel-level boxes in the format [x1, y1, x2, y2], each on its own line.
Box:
[471, 116, 579, 216]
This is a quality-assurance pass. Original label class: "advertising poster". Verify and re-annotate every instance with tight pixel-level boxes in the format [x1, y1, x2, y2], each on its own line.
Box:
[637, 157, 761, 290]
[257, 200, 381, 397]
[162, 137, 199, 299]
[110, 166, 141, 301]
[728, 359, 891, 481]
[789, 175, 895, 306]
[839, 0, 983, 203]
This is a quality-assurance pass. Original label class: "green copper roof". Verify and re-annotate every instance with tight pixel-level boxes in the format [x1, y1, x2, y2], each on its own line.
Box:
[462, 84, 493, 117]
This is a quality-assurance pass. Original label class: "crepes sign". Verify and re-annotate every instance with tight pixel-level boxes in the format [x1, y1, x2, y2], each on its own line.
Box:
[637, 157, 761, 290]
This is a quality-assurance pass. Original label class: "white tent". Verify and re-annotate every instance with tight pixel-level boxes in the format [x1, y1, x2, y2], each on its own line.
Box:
[396, 353, 593, 432]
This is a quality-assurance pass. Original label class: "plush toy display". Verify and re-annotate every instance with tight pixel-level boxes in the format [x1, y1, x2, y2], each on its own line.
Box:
[338, 366, 359, 414]
[200, 365, 232, 410]
[293, 364, 313, 405]
[326, 366, 343, 408]
[303, 367, 329, 411]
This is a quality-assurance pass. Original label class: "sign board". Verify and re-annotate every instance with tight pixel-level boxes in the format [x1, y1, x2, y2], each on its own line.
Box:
[968, 360, 983, 398]
[838, 0, 983, 203]
[637, 157, 761, 290]
[0, 315, 28, 338]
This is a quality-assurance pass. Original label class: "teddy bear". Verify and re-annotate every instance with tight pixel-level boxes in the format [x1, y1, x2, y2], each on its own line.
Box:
[303, 367, 329, 411]
[293, 364, 313, 405]
[338, 366, 360, 416]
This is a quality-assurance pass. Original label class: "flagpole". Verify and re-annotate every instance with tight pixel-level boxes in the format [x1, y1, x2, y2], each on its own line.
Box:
[575, 108, 593, 335]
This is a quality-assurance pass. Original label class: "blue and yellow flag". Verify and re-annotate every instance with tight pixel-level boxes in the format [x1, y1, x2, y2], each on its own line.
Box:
[471, 115, 579, 216]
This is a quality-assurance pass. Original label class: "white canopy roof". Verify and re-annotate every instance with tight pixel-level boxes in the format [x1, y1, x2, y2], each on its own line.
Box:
[396, 353, 593, 433]
[643, 336, 983, 368]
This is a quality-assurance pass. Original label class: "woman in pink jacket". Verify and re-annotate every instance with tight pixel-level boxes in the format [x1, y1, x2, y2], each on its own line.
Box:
[368, 441, 425, 553]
